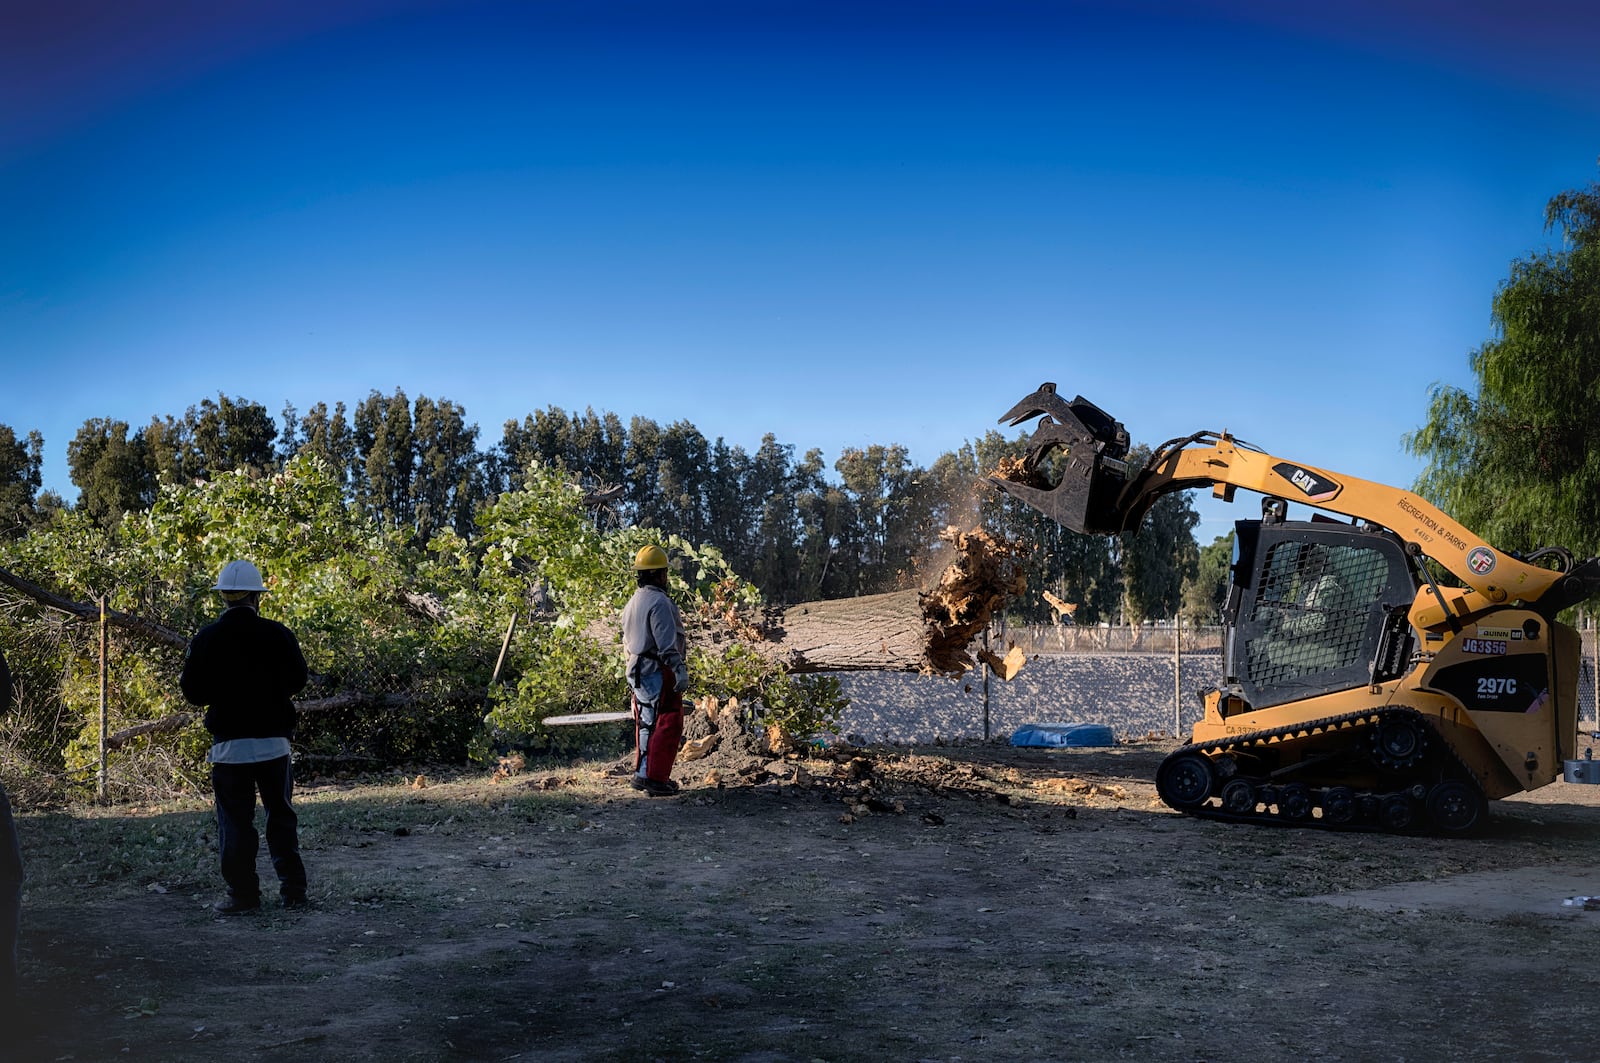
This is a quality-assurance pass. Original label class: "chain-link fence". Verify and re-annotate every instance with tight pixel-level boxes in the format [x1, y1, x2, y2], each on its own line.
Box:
[1003, 623, 1225, 655]
[0, 618, 488, 806]
[835, 622, 1600, 746]
[1006, 623, 1600, 732]
[9, 609, 1600, 800]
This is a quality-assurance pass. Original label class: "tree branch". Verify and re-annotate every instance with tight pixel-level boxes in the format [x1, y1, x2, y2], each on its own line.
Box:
[104, 691, 417, 750]
[0, 565, 188, 649]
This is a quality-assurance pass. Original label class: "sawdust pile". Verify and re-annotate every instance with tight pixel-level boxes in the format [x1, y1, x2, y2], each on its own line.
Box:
[605, 699, 1065, 805]
[678, 695, 771, 780]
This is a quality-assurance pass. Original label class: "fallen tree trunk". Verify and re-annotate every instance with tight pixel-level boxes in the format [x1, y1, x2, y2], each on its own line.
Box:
[589, 528, 1026, 676]
[755, 589, 929, 672]
[735, 528, 1026, 676]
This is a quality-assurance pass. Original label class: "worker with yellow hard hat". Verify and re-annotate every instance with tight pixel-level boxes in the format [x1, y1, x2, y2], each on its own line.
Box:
[621, 545, 688, 796]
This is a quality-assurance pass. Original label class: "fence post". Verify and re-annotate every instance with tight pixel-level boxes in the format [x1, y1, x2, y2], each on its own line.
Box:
[98, 595, 108, 803]
[1173, 614, 1181, 739]
[486, 613, 518, 714]
[981, 626, 991, 741]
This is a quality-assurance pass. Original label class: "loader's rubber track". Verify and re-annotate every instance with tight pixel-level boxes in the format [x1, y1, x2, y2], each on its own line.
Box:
[1155, 707, 1488, 835]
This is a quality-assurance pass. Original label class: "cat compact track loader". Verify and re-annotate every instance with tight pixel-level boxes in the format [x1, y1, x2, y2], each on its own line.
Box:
[990, 383, 1600, 834]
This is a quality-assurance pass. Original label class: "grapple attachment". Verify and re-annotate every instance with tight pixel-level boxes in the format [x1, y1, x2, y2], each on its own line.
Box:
[988, 383, 1135, 535]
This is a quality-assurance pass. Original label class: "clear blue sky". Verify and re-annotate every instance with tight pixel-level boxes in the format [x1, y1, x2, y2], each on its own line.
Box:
[4, 0, 1599, 544]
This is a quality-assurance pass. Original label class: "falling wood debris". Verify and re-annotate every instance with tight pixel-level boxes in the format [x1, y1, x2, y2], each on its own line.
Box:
[1041, 590, 1077, 622]
[976, 645, 1028, 682]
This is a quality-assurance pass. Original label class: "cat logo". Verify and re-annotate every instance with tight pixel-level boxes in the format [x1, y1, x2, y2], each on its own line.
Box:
[1272, 462, 1341, 503]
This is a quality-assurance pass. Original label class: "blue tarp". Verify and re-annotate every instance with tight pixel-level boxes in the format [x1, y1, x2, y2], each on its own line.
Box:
[1009, 722, 1117, 748]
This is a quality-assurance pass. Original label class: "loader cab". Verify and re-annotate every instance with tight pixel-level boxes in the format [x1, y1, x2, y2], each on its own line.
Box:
[1222, 518, 1418, 712]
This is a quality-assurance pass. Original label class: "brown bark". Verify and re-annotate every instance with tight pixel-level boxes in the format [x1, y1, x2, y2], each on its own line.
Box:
[755, 589, 929, 673]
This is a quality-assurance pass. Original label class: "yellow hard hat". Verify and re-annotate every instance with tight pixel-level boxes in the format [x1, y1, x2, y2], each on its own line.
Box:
[633, 545, 669, 571]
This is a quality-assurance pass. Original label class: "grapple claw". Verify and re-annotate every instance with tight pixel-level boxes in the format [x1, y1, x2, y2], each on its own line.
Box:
[988, 384, 1135, 535]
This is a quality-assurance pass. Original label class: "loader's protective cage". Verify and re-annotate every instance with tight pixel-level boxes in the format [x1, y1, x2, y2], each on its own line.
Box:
[1224, 521, 1417, 711]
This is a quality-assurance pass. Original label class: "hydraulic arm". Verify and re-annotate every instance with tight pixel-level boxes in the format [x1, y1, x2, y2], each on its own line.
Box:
[989, 382, 1600, 833]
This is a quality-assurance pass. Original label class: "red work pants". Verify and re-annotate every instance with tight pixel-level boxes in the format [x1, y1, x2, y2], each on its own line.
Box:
[633, 669, 684, 783]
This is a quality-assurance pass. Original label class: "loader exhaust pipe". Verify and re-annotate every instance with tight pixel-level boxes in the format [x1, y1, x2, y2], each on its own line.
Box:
[988, 383, 1135, 535]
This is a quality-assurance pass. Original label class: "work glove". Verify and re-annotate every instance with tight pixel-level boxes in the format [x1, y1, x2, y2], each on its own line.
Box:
[673, 663, 689, 694]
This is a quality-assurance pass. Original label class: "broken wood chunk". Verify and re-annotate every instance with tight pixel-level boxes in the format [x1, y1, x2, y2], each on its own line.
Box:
[977, 644, 1028, 681]
[679, 734, 719, 762]
[1041, 590, 1078, 621]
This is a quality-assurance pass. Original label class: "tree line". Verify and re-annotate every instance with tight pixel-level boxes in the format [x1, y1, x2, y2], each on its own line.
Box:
[1, 390, 1211, 625]
[4, 170, 1593, 803]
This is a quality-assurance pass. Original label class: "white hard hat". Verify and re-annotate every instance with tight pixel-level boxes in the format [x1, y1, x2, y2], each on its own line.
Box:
[213, 560, 268, 592]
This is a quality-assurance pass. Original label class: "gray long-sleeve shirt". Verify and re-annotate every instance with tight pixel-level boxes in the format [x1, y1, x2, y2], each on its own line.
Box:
[621, 584, 686, 703]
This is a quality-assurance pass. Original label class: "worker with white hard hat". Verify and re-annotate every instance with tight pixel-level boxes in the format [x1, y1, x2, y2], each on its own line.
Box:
[180, 560, 310, 914]
[621, 545, 689, 796]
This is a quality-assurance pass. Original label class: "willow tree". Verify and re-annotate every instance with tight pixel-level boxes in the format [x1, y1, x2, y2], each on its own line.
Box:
[1407, 178, 1600, 556]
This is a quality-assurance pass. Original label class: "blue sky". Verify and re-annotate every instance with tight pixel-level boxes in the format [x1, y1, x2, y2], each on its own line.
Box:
[4, 0, 1599, 544]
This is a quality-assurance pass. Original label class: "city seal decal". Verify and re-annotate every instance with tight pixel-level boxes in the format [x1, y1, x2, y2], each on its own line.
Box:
[1466, 546, 1496, 576]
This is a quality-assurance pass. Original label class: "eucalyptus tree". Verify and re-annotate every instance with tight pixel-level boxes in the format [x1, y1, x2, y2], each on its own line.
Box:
[622, 415, 665, 531]
[412, 395, 485, 541]
[66, 418, 154, 525]
[1182, 531, 1235, 625]
[745, 434, 805, 602]
[793, 448, 852, 602]
[348, 389, 485, 543]
[182, 395, 278, 478]
[0, 425, 42, 536]
[133, 395, 280, 486]
[496, 407, 625, 490]
[834, 444, 927, 595]
[282, 401, 358, 493]
[352, 388, 417, 531]
[656, 420, 713, 547]
[703, 436, 754, 573]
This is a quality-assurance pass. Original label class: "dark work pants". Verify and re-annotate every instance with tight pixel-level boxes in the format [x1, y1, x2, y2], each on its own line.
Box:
[0, 779, 21, 1007]
[211, 756, 306, 901]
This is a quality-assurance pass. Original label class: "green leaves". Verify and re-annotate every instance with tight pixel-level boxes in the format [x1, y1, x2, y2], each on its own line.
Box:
[1408, 179, 1600, 558]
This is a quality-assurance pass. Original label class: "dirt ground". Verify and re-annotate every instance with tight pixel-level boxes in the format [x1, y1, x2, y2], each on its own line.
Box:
[9, 737, 1600, 1063]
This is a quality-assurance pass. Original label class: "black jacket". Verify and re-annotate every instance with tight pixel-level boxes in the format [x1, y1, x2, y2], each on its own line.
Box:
[180, 607, 308, 741]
